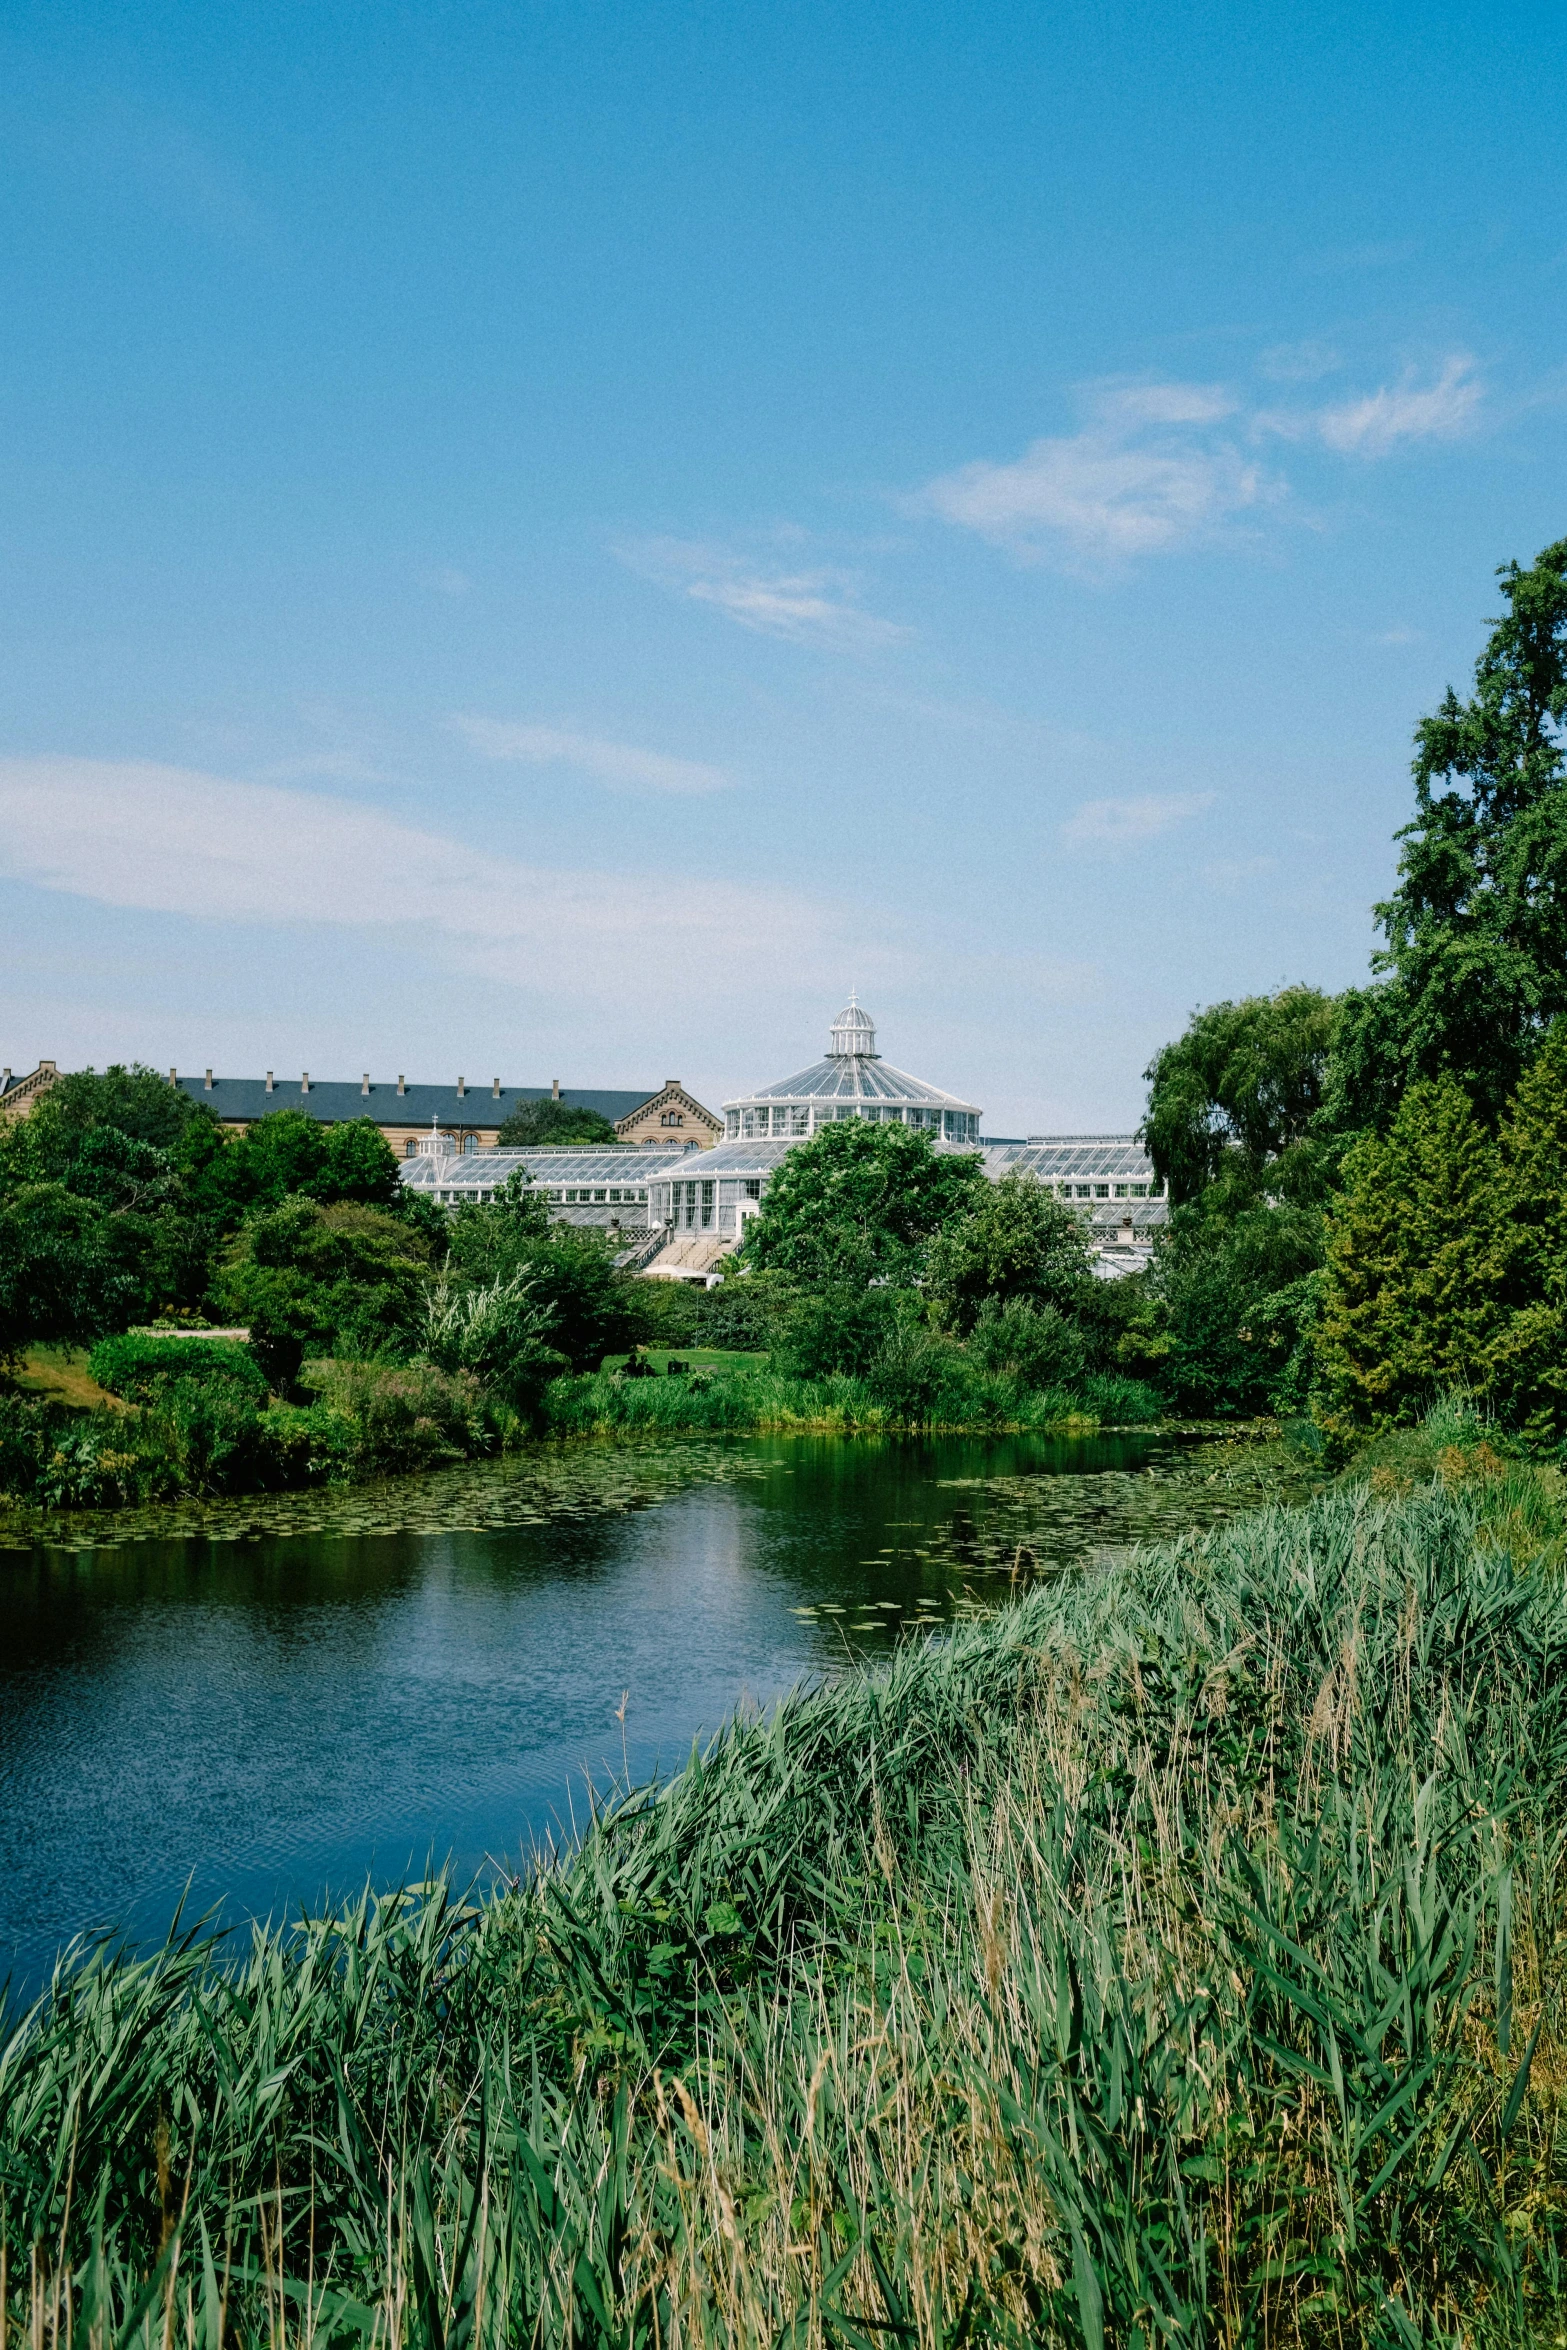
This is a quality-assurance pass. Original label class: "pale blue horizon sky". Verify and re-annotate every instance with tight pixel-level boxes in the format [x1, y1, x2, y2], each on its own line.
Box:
[2, 0, 1564, 1131]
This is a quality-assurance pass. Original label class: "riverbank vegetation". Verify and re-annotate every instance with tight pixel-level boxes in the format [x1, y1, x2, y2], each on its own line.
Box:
[5, 1413, 1565, 2345]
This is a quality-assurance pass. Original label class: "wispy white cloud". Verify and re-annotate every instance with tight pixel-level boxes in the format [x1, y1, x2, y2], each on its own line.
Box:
[454, 719, 731, 797]
[621, 537, 909, 648]
[1315, 354, 1482, 456]
[922, 351, 1485, 566]
[918, 382, 1274, 562]
[0, 758, 842, 1014]
[1062, 792, 1217, 848]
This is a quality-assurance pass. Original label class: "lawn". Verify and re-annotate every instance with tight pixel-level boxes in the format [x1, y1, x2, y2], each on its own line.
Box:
[598, 1345, 769, 1375]
[12, 1344, 120, 1411]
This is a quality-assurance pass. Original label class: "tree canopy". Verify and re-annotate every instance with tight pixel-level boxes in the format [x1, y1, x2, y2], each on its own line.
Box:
[1332, 539, 1567, 1129]
[925, 1170, 1094, 1332]
[495, 1099, 623, 1147]
[742, 1121, 985, 1288]
[1140, 987, 1338, 1211]
[217, 1200, 433, 1387]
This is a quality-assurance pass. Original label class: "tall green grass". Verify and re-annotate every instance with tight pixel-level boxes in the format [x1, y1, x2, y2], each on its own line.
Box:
[4, 1447, 1566, 2343]
[544, 1360, 1161, 1436]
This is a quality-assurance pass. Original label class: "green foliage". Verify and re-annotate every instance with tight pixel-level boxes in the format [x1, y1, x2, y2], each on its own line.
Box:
[0, 1070, 219, 1340]
[1332, 539, 1567, 1129]
[1491, 1025, 1567, 1435]
[8, 1064, 209, 1161]
[1318, 1025, 1567, 1442]
[1316, 1075, 1508, 1428]
[1141, 984, 1339, 1209]
[968, 1294, 1088, 1391]
[548, 1348, 1158, 1435]
[768, 1281, 903, 1379]
[218, 1198, 432, 1388]
[301, 1359, 503, 1473]
[495, 1097, 623, 1146]
[926, 1168, 1096, 1331]
[420, 1269, 565, 1415]
[88, 1331, 270, 1407]
[181, 1110, 404, 1222]
[690, 1269, 781, 1352]
[1150, 1200, 1327, 1417]
[6, 1466, 1565, 2342]
[742, 1119, 984, 1287]
[0, 1184, 150, 1360]
[1132, 989, 1342, 1417]
[444, 1180, 637, 1371]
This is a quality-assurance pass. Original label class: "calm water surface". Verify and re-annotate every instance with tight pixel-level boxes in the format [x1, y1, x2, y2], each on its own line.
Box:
[0, 1429, 1293, 1991]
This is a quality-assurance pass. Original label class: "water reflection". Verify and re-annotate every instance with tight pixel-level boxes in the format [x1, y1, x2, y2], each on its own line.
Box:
[0, 1429, 1295, 1991]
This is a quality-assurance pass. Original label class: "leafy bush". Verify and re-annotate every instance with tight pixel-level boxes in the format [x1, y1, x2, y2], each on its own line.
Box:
[926, 1168, 1096, 1331]
[769, 1283, 903, 1380]
[301, 1359, 503, 1473]
[862, 1316, 985, 1423]
[1077, 1371, 1162, 1423]
[0, 1395, 163, 1507]
[444, 1191, 638, 1370]
[218, 1197, 432, 1388]
[743, 1120, 984, 1288]
[88, 1332, 269, 1406]
[690, 1277, 779, 1352]
[968, 1295, 1087, 1391]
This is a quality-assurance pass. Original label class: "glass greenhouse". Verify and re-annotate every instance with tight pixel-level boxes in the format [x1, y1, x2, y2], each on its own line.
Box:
[395, 1005, 1168, 1276]
[721, 999, 982, 1144]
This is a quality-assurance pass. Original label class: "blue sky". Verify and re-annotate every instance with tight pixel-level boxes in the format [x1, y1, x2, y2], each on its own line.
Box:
[2, 0, 1564, 1132]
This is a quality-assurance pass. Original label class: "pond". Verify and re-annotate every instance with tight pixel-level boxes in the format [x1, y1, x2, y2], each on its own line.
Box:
[0, 1427, 1301, 1994]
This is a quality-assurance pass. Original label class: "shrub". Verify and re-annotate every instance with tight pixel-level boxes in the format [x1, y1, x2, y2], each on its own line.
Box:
[926, 1169, 1096, 1331]
[301, 1358, 501, 1474]
[691, 1279, 777, 1352]
[88, 1331, 269, 1406]
[218, 1197, 432, 1387]
[1077, 1371, 1162, 1424]
[968, 1295, 1087, 1391]
[862, 1318, 984, 1424]
[769, 1283, 903, 1380]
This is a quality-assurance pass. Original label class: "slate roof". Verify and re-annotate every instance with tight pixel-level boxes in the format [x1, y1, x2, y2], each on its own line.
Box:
[174, 1077, 654, 1127]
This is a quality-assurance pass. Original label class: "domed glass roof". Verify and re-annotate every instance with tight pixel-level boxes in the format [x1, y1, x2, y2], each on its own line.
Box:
[724, 1003, 981, 1120]
[828, 998, 878, 1057]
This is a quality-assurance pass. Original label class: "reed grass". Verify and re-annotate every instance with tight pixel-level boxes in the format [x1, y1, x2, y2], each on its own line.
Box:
[4, 1432, 1566, 2344]
[543, 1362, 1160, 1437]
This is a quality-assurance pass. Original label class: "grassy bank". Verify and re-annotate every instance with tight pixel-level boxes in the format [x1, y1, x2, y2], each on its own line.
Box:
[0, 1345, 513, 1509]
[4, 1420, 1565, 2345]
[0, 1344, 1163, 1512]
[545, 1359, 1162, 1436]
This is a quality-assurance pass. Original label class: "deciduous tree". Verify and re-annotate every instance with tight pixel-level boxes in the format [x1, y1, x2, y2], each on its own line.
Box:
[1332, 540, 1567, 1130]
[743, 1121, 983, 1289]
